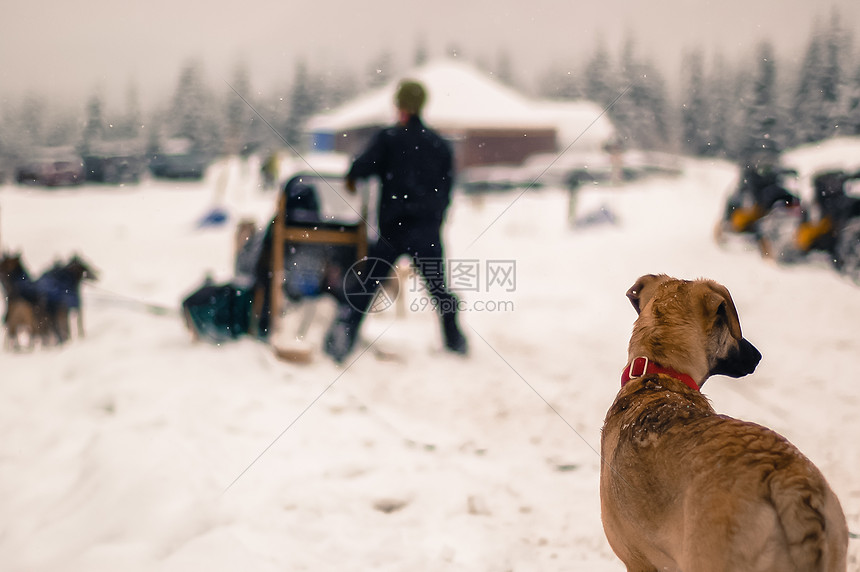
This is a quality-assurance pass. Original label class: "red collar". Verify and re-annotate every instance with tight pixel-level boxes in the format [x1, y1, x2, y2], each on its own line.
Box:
[621, 356, 700, 392]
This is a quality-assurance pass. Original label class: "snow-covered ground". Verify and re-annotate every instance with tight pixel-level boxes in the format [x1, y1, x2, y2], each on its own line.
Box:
[1, 149, 858, 571]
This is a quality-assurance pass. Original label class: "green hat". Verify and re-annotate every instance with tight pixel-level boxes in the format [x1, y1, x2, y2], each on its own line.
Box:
[395, 80, 427, 114]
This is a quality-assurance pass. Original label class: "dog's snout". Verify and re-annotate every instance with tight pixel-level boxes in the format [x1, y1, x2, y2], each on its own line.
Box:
[739, 338, 762, 372]
[711, 338, 761, 379]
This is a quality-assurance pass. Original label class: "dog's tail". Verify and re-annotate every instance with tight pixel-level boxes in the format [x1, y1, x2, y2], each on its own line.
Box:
[768, 463, 848, 571]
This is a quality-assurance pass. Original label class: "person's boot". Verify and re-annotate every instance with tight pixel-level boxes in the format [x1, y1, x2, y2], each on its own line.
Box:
[442, 310, 468, 355]
[323, 318, 356, 364]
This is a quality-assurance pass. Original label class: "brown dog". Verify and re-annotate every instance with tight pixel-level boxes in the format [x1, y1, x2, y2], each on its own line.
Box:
[601, 274, 848, 572]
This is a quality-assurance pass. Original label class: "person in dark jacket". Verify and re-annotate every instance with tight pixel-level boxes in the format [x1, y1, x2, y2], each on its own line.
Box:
[323, 79, 468, 363]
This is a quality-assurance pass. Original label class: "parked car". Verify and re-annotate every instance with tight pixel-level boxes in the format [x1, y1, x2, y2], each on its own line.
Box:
[85, 154, 146, 183]
[149, 152, 210, 179]
[15, 148, 84, 186]
[83, 139, 147, 184]
[148, 137, 211, 180]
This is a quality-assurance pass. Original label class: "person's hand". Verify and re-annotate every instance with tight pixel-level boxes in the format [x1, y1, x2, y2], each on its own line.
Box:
[345, 177, 357, 194]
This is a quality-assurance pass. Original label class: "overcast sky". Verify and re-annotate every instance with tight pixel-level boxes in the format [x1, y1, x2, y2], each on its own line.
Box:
[2, 0, 857, 110]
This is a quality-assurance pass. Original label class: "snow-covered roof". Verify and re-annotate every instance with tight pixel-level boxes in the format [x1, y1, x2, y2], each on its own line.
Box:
[307, 60, 609, 134]
[530, 100, 615, 150]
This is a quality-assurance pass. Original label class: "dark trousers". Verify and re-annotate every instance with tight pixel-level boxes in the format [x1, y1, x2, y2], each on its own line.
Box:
[337, 219, 460, 328]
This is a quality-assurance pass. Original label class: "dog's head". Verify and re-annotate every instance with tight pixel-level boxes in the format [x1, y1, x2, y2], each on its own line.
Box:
[626, 274, 761, 386]
[0, 251, 29, 287]
[0, 251, 22, 273]
[66, 255, 99, 282]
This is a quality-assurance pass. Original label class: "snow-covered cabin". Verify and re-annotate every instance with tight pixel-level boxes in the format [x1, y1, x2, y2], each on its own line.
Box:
[305, 60, 615, 170]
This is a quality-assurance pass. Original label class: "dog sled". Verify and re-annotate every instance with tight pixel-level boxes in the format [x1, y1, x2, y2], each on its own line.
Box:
[182, 168, 368, 362]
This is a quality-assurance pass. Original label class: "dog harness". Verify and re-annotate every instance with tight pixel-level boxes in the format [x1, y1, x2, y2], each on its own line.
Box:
[621, 356, 700, 392]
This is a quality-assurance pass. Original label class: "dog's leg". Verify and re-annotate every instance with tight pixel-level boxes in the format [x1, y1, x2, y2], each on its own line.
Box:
[678, 498, 793, 572]
[601, 520, 660, 572]
[52, 307, 71, 344]
[36, 304, 56, 347]
[77, 308, 84, 338]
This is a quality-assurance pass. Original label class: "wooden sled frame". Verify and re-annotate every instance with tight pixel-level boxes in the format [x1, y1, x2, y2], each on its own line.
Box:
[262, 174, 368, 361]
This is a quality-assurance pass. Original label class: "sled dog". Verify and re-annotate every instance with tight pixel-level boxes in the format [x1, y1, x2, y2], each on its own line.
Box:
[600, 274, 848, 572]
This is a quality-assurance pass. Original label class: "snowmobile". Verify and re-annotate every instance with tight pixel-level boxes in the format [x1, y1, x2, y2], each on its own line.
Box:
[715, 153, 801, 259]
[795, 169, 860, 282]
[728, 167, 860, 283]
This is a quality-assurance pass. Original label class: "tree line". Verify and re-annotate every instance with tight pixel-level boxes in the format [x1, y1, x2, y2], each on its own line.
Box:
[541, 11, 859, 160]
[1, 12, 858, 166]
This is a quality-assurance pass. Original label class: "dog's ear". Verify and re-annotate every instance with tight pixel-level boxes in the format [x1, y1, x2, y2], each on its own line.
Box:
[626, 274, 670, 314]
[702, 282, 743, 340]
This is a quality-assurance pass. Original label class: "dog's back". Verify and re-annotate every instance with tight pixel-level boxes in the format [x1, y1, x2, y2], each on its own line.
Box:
[688, 417, 846, 571]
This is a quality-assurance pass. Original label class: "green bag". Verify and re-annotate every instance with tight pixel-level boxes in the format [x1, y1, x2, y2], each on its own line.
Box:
[182, 281, 254, 343]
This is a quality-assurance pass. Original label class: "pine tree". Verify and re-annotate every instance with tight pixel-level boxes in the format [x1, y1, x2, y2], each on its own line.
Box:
[318, 66, 359, 112]
[633, 63, 672, 149]
[19, 95, 47, 150]
[680, 49, 710, 155]
[45, 106, 78, 148]
[80, 94, 104, 154]
[820, 11, 847, 136]
[846, 61, 860, 135]
[118, 82, 142, 140]
[583, 41, 616, 107]
[739, 41, 781, 156]
[536, 62, 583, 100]
[168, 61, 220, 153]
[224, 62, 254, 154]
[610, 38, 640, 146]
[0, 102, 12, 159]
[284, 60, 322, 148]
[791, 29, 823, 145]
[706, 55, 739, 158]
[791, 16, 846, 145]
[613, 37, 671, 149]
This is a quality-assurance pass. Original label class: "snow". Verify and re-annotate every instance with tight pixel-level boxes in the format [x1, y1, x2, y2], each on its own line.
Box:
[781, 136, 860, 203]
[1, 150, 859, 571]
